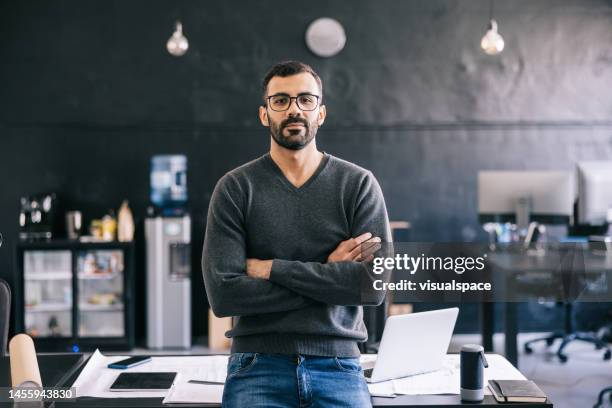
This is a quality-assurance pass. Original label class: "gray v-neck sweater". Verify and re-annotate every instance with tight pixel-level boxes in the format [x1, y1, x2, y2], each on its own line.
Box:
[202, 152, 391, 357]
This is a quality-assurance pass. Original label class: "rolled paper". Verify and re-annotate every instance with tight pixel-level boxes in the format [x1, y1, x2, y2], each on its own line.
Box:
[9, 334, 42, 388]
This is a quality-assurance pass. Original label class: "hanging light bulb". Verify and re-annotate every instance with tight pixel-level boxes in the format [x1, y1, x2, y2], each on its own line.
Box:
[481, 19, 504, 55]
[166, 21, 189, 57]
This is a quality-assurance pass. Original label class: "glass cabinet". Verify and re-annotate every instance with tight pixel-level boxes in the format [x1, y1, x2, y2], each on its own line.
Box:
[23, 250, 72, 337]
[16, 241, 134, 352]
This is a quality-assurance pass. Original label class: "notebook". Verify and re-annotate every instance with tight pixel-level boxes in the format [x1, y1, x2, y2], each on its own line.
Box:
[109, 372, 177, 392]
[488, 380, 547, 403]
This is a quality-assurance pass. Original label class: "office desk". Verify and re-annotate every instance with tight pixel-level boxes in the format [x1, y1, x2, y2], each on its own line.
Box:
[56, 396, 552, 407]
[0, 354, 552, 407]
[481, 250, 612, 367]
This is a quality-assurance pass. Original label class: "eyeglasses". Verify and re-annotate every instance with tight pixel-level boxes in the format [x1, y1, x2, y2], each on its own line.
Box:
[266, 93, 320, 112]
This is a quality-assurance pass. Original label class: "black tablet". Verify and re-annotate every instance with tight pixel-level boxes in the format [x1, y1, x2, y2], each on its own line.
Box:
[109, 372, 177, 392]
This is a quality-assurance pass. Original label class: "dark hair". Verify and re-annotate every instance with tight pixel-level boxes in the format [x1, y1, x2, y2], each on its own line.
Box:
[261, 60, 323, 102]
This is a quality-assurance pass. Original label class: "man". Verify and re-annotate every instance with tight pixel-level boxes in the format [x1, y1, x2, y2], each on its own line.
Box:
[202, 60, 391, 407]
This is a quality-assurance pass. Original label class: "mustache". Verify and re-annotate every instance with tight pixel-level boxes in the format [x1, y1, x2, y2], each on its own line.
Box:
[281, 117, 309, 129]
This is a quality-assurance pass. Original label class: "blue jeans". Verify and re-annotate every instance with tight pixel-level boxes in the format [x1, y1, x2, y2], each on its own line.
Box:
[222, 353, 372, 408]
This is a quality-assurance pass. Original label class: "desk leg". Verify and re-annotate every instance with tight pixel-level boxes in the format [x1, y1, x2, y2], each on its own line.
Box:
[480, 302, 494, 352]
[505, 302, 518, 367]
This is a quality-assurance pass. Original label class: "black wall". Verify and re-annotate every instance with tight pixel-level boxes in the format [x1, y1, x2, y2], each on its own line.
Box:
[2, 0, 612, 340]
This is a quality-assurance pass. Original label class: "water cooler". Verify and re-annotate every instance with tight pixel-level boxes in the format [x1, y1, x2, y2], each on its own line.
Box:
[145, 155, 192, 349]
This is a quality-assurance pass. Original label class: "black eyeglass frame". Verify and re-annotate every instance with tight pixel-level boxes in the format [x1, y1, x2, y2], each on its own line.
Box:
[265, 93, 321, 112]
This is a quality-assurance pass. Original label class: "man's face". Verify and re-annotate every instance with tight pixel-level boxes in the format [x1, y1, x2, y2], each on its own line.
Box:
[259, 72, 326, 150]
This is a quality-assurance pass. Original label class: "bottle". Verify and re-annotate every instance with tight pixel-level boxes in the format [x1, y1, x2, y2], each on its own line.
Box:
[101, 212, 117, 242]
[460, 344, 489, 401]
[118, 200, 135, 242]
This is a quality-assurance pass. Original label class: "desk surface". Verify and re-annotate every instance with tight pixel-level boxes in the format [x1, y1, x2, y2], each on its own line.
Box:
[53, 395, 551, 408]
[0, 354, 553, 408]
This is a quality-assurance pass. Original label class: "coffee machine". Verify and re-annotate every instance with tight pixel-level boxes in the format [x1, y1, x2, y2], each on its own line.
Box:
[19, 193, 57, 240]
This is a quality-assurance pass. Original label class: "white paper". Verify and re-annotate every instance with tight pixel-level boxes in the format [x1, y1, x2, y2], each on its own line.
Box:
[390, 355, 461, 395]
[163, 382, 224, 404]
[367, 381, 397, 397]
[71, 350, 229, 399]
[367, 354, 526, 396]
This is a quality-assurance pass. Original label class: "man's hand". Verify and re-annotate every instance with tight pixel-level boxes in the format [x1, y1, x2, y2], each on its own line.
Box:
[327, 232, 382, 263]
[246, 259, 273, 280]
[246, 233, 381, 279]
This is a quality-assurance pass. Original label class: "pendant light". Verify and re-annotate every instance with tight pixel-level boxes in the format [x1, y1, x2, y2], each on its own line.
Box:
[481, 0, 504, 55]
[167, 21, 189, 57]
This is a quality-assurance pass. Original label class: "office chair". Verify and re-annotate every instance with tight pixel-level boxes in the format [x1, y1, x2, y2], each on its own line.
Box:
[522, 248, 611, 362]
[0, 278, 11, 357]
[524, 302, 611, 362]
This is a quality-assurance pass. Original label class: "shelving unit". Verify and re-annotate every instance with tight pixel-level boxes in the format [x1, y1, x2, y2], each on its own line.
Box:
[26, 272, 73, 280]
[15, 240, 135, 352]
[26, 303, 72, 312]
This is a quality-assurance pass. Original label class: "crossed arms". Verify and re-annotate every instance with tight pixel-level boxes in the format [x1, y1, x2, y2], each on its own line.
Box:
[201, 173, 392, 318]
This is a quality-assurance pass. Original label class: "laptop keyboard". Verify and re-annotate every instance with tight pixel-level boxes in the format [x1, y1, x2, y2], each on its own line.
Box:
[363, 368, 373, 378]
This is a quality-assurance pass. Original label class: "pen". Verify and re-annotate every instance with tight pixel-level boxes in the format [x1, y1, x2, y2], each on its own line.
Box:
[188, 380, 225, 385]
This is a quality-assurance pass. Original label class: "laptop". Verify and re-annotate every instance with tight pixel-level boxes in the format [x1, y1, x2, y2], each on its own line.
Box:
[362, 307, 459, 383]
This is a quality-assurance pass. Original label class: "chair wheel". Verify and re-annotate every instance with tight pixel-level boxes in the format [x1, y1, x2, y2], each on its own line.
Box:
[604, 350, 611, 361]
[558, 354, 568, 363]
[545, 338, 555, 347]
[596, 343, 603, 350]
[524, 345, 533, 354]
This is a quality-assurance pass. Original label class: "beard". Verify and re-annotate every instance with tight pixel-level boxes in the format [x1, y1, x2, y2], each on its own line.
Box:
[269, 116, 318, 150]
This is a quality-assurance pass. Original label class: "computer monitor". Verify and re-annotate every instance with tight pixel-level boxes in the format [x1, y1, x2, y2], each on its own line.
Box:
[478, 171, 575, 225]
[577, 161, 612, 226]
